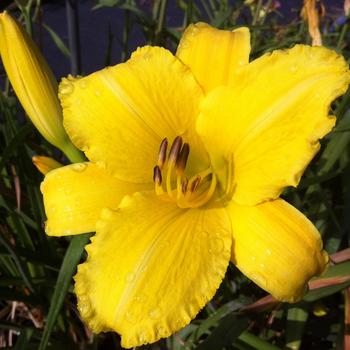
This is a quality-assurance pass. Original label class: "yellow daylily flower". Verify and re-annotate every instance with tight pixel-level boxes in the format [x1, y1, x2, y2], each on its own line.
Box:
[40, 22, 350, 348]
[0, 12, 81, 162]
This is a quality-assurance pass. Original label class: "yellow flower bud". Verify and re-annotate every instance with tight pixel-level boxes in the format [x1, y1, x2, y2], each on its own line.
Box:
[0, 12, 82, 162]
[32, 156, 62, 175]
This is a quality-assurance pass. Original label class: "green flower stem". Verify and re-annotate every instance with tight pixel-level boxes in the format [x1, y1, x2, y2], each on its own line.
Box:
[61, 141, 85, 163]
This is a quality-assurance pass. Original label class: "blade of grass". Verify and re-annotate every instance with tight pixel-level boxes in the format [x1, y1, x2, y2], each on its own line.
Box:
[14, 327, 34, 350]
[195, 313, 249, 350]
[38, 234, 91, 350]
[285, 307, 308, 350]
[238, 331, 281, 350]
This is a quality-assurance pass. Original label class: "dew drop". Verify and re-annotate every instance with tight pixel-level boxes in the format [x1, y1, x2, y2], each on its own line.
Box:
[79, 80, 88, 89]
[94, 90, 101, 97]
[138, 331, 147, 343]
[180, 40, 189, 49]
[290, 65, 298, 72]
[149, 308, 160, 319]
[125, 311, 135, 323]
[189, 25, 199, 36]
[64, 205, 73, 212]
[266, 248, 272, 256]
[156, 325, 166, 337]
[251, 273, 267, 288]
[209, 237, 224, 254]
[134, 294, 145, 303]
[60, 81, 74, 95]
[125, 272, 135, 283]
[72, 163, 87, 172]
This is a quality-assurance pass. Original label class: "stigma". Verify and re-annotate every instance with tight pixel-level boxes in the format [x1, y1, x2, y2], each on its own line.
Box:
[153, 136, 217, 209]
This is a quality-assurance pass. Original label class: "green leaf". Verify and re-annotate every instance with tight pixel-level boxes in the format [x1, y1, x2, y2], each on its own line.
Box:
[14, 327, 34, 350]
[42, 24, 70, 58]
[285, 307, 308, 350]
[38, 234, 91, 350]
[238, 331, 281, 350]
[195, 312, 249, 350]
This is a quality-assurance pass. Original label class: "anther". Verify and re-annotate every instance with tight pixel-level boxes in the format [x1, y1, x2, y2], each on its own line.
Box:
[181, 178, 188, 194]
[168, 136, 183, 163]
[190, 176, 201, 193]
[157, 138, 168, 169]
[176, 143, 190, 174]
[153, 166, 162, 185]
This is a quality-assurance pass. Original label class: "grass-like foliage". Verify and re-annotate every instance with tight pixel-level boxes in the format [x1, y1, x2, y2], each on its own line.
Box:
[0, 0, 350, 349]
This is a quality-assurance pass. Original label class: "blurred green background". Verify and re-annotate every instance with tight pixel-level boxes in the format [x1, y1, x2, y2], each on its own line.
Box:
[0, 0, 350, 349]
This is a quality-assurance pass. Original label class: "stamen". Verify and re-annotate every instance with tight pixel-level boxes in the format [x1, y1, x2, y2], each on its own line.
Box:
[168, 136, 183, 163]
[181, 178, 188, 194]
[176, 143, 190, 175]
[153, 165, 162, 185]
[157, 138, 168, 169]
[153, 136, 217, 208]
[187, 174, 217, 208]
[153, 165, 164, 195]
[189, 176, 201, 193]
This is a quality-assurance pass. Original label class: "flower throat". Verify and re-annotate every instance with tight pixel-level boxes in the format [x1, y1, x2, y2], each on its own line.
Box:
[153, 136, 216, 208]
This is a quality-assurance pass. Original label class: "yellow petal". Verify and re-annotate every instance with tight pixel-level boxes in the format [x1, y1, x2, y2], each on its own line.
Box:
[60, 46, 208, 183]
[176, 22, 250, 92]
[41, 162, 149, 236]
[227, 198, 328, 302]
[198, 45, 350, 205]
[74, 191, 231, 348]
[32, 156, 62, 175]
[0, 12, 80, 161]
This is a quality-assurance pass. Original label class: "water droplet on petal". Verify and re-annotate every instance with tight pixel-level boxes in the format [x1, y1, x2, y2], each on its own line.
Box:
[180, 40, 189, 49]
[266, 249, 272, 256]
[125, 311, 135, 323]
[138, 331, 147, 343]
[149, 308, 160, 319]
[79, 80, 88, 89]
[156, 325, 166, 337]
[72, 163, 87, 172]
[251, 273, 267, 288]
[209, 237, 224, 254]
[60, 80, 74, 95]
[94, 90, 101, 97]
[134, 294, 146, 304]
[126, 272, 135, 283]
[290, 65, 298, 72]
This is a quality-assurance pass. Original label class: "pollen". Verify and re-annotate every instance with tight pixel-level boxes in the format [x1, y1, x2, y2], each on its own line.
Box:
[152, 136, 217, 208]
